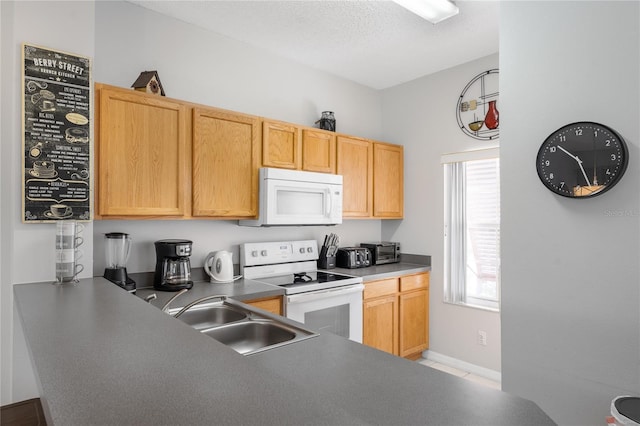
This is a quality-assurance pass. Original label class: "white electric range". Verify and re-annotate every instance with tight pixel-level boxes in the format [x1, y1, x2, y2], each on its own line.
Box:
[240, 240, 364, 342]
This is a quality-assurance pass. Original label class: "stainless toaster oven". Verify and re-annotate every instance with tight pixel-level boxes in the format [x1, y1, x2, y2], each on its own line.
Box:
[360, 242, 400, 265]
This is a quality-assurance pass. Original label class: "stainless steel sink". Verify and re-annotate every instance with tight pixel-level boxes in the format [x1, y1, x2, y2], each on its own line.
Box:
[169, 297, 317, 355]
[201, 320, 297, 355]
[171, 303, 247, 330]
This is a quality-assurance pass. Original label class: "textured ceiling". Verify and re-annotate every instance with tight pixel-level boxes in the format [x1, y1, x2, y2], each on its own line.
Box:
[127, 1, 499, 90]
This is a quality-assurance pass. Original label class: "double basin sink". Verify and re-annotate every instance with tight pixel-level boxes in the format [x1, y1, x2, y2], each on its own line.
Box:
[167, 297, 317, 355]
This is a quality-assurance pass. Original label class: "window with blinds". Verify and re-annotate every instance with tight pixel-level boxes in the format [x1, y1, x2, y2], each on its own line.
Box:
[443, 149, 500, 311]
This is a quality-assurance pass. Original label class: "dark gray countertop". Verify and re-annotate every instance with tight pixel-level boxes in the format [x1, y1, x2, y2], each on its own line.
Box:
[14, 272, 555, 426]
[131, 261, 430, 309]
[331, 261, 430, 281]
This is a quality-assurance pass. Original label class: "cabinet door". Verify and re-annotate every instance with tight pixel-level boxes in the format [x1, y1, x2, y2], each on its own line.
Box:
[262, 120, 300, 169]
[301, 129, 335, 173]
[97, 86, 188, 217]
[192, 108, 260, 217]
[373, 142, 404, 218]
[363, 295, 398, 355]
[337, 136, 373, 217]
[399, 289, 429, 358]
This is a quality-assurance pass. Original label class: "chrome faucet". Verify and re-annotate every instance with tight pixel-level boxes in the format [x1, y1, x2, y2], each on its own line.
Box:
[160, 288, 190, 313]
[172, 294, 227, 318]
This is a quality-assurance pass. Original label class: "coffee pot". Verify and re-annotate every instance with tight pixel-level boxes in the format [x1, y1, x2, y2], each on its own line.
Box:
[204, 250, 239, 283]
[154, 239, 194, 291]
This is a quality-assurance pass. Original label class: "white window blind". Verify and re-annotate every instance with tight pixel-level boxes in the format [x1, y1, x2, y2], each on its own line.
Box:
[444, 149, 500, 311]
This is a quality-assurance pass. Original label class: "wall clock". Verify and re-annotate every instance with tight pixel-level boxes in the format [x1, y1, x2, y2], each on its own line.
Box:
[456, 69, 499, 141]
[536, 121, 629, 198]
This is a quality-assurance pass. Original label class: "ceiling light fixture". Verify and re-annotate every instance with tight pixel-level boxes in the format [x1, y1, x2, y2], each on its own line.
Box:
[393, 0, 459, 24]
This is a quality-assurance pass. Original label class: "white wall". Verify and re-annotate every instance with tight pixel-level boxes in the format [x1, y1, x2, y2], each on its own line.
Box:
[1, 0, 385, 405]
[500, 2, 640, 425]
[0, 0, 6, 407]
[0, 0, 96, 405]
[95, 1, 381, 140]
[381, 54, 501, 372]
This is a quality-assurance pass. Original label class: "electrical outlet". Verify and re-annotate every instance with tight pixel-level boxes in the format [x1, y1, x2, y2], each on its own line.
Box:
[478, 330, 487, 346]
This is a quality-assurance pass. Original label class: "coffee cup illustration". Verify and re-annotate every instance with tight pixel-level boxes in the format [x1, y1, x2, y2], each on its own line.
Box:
[29, 160, 57, 178]
[65, 127, 89, 143]
[41, 100, 56, 112]
[47, 204, 72, 219]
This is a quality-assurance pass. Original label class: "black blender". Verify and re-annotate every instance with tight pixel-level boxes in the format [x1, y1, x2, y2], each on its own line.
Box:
[154, 239, 194, 291]
[103, 232, 136, 292]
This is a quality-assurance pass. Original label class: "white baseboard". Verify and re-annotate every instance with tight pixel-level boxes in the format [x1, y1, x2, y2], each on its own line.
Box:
[422, 350, 502, 383]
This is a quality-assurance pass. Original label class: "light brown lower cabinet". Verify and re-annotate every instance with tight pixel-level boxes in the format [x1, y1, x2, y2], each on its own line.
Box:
[244, 295, 283, 316]
[363, 295, 398, 355]
[363, 272, 429, 359]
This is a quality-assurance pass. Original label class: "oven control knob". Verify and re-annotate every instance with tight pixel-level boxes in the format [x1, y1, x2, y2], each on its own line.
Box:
[251, 250, 258, 257]
[306, 247, 313, 253]
[261, 250, 267, 256]
[299, 248, 305, 254]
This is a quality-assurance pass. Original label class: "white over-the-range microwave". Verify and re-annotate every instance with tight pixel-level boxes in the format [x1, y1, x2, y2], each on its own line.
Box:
[239, 168, 343, 227]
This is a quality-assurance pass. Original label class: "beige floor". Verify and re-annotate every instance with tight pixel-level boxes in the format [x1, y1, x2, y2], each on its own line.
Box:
[418, 358, 501, 390]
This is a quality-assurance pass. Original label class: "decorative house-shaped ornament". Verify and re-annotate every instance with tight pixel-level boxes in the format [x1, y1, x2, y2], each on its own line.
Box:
[131, 71, 165, 96]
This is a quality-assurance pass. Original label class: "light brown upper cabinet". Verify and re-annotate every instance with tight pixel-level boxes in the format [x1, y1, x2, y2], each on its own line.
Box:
[96, 84, 188, 218]
[192, 107, 261, 218]
[373, 142, 404, 218]
[262, 120, 300, 169]
[96, 83, 402, 221]
[301, 129, 336, 173]
[336, 136, 373, 217]
[262, 121, 336, 174]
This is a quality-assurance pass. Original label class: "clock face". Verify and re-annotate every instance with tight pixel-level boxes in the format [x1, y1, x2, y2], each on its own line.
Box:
[536, 122, 628, 198]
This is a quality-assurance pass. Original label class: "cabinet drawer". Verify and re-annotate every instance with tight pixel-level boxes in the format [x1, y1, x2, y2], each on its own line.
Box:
[400, 272, 429, 292]
[364, 278, 399, 299]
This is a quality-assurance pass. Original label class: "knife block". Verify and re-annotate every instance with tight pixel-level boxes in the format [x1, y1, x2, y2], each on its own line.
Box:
[318, 245, 336, 269]
[317, 255, 336, 270]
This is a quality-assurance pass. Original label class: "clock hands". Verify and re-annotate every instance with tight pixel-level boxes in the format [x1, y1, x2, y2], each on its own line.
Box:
[557, 145, 592, 187]
[592, 131, 598, 185]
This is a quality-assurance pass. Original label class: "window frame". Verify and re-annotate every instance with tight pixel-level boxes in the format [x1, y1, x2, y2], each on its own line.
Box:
[442, 147, 500, 312]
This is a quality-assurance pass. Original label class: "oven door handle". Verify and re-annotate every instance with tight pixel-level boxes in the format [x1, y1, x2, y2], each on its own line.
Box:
[286, 283, 364, 304]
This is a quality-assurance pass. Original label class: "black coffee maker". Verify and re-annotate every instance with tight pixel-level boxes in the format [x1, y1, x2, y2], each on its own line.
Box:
[154, 239, 194, 291]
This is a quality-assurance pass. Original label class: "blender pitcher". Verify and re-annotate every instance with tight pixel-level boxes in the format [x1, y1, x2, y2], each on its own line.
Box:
[104, 232, 136, 292]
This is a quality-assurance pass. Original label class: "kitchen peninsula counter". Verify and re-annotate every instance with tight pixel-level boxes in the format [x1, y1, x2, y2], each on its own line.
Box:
[14, 277, 555, 426]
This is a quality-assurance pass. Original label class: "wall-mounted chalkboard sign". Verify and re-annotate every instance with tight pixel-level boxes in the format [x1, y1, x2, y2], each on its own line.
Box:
[22, 44, 92, 222]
